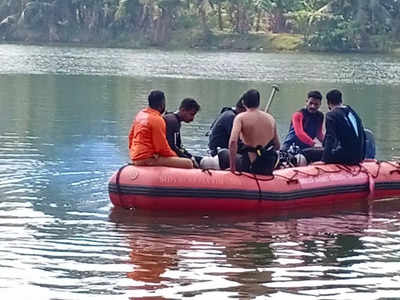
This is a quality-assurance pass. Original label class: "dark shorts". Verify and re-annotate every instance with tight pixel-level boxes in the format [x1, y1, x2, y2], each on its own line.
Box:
[301, 147, 323, 163]
[218, 148, 278, 175]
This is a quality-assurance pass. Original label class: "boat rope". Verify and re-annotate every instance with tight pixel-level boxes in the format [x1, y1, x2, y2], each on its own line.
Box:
[230, 160, 400, 199]
[387, 161, 400, 175]
[201, 168, 213, 175]
[253, 174, 262, 201]
[115, 163, 133, 207]
[275, 160, 400, 198]
[274, 161, 394, 182]
[229, 170, 275, 200]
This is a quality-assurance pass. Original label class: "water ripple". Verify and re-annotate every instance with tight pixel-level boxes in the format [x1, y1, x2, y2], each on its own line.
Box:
[2, 44, 400, 85]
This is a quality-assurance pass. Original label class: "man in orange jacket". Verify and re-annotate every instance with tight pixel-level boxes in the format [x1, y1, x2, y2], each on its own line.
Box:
[128, 90, 193, 169]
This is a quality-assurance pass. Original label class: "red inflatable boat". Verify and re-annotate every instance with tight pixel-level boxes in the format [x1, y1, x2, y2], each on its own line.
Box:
[108, 160, 400, 212]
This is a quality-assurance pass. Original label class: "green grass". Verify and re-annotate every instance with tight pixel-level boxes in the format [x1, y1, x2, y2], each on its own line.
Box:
[166, 30, 304, 52]
[269, 33, 304, 51]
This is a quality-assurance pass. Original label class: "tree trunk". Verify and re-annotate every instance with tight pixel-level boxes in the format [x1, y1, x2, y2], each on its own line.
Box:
[356, 0, 369, 48]
[139, 4, 154, 34]
[199, 0, 209, 34]
[152, 8, 170, 45]
[19, 0, 29, 15]
[233, 4, 239, 32]
[394, 17, 400, 40]
[237, 3, 249, 34]
[255, 7, 262, 32]
[217, 3, 223, 31]
[269, 10, 286, 33]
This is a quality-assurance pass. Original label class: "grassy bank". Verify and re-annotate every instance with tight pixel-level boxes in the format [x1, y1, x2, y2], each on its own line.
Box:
[166, 31, 304, 52]
[163, 30, 303, 52]
[6, 30, 398, 55]
[91, 30, 305, 52]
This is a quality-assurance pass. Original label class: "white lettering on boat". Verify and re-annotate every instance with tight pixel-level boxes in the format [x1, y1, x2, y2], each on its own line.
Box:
[159, 175, 240, 187]
[298, 172, 367, 186]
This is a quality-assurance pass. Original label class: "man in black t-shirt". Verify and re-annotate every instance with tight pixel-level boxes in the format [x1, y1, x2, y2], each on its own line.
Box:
[208, 98, 246, 156]
[322, 89, 366, 165]
[163, 98, 200, 159]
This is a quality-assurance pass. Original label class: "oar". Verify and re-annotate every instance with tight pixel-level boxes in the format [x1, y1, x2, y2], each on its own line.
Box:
[264, 84, 280, 112]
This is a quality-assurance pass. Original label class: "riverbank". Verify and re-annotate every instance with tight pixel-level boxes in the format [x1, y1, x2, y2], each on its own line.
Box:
[0, 30, 304, 52]
[3, 30, 400, 55]
[69, 31, 305, 52]
[163, 31, 304, 52]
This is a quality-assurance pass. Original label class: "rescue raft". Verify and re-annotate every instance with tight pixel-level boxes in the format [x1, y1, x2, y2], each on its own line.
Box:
[108, 160, 400, 212]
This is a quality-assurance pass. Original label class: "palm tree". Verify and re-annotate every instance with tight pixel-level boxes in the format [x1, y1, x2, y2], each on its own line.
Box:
[319, 0, 391, 47]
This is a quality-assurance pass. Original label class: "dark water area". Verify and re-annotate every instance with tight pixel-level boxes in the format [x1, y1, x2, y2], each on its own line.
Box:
[1, 44, 400, 299]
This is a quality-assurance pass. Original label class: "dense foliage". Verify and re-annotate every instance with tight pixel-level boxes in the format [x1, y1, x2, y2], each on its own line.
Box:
[0, 0, 399, 51]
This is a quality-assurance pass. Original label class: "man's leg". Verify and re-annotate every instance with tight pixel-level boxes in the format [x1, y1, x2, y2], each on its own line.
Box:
[134, 156, 193, 169]
[301, 147, 323, 163]
[216, 149, 251, 172]
[154, 156, 193, 169]
[199, 156, 220, 169]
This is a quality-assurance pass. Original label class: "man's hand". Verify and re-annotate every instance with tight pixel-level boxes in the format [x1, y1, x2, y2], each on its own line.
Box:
[313, 138, 322, 147]
[191, 156, 200, 168]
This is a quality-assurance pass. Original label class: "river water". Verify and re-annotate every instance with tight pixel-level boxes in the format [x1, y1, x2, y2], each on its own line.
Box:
[1, 44, 400, 299]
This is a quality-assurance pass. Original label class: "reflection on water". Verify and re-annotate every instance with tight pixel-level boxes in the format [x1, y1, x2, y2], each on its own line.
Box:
[108, 200, 400, 299]
[0, 44, 400, 298]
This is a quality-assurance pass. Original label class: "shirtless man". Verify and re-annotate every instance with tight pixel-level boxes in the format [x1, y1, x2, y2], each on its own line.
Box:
[228, 89, 280, 175]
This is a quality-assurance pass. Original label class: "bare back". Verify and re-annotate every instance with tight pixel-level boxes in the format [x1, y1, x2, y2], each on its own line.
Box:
[239, 109, 277, 146]
[230, 108, 280, 162]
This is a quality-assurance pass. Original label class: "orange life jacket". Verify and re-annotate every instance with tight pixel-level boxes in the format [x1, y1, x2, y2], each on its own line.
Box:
[128, 108, 177, 161]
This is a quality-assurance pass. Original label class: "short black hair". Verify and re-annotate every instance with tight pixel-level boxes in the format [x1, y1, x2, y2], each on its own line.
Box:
[242, 89, 260, 108]
[326, 89, 342, 105]
[307, 90, 322, 101]
[148, 90, 165, 109]
[179, 98, 200, 112]
[235, 97, 244, 110]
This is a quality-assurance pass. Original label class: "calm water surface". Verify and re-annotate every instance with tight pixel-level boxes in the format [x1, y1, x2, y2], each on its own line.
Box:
[1, 44, 400, 299]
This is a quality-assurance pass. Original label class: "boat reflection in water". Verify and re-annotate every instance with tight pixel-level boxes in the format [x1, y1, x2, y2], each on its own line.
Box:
[109, 198, 400, 298]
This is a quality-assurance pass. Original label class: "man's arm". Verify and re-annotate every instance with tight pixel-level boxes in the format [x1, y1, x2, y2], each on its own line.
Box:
[228, 116, 242, 172]
[165, 114, 193, 158]
[317, 115, 325, 143]
[164, 114, 181, 155]
[128, 122, 135, 150]
[272, 122, 280, 150]
[292, 112, 315, 146]
[321, 113, 338, 163]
